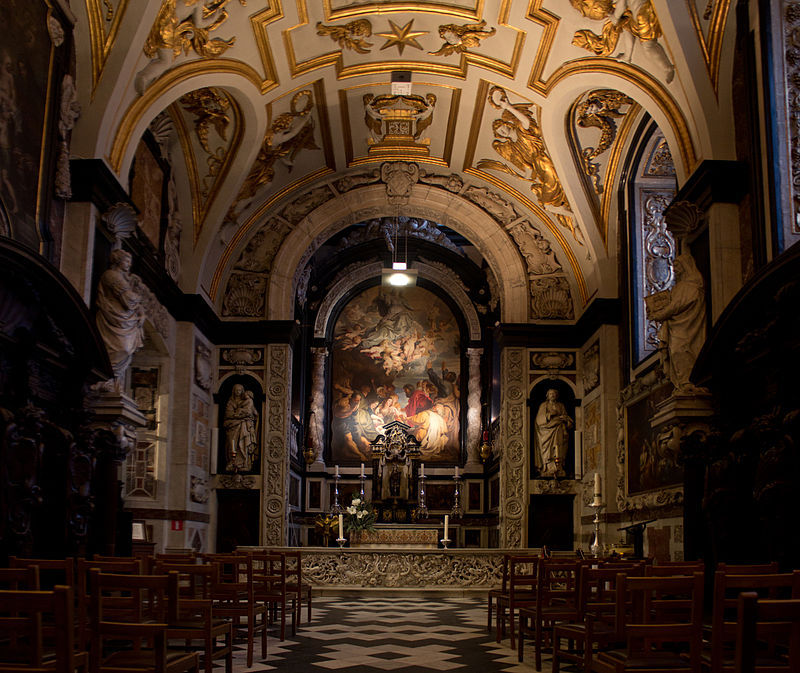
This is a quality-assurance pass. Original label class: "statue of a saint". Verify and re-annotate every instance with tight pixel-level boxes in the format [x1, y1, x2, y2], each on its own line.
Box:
[645, 252, 706, 392]
[95, 249, 146, 390]
[224, 383, 258, 472]
[534, 388, 574, 477]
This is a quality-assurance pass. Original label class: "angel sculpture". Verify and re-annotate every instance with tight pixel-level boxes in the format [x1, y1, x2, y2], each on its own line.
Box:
[428, 20, 496, 57]
[316, 19, 373, 54]
[570, 0, 675, 83]
[477, 86, 570, 212]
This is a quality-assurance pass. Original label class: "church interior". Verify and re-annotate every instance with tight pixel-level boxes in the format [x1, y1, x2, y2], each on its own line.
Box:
[2, 0, 800, 670]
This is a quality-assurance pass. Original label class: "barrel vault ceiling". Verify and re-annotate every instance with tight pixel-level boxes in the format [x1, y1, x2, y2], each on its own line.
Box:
[73, 0, 734, 324]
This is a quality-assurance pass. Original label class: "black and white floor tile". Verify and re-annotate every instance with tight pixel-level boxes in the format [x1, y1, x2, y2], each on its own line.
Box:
[218, 596, 577, 672]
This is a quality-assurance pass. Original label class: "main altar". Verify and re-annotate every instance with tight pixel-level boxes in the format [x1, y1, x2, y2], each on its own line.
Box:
[242, 546, 507, 590]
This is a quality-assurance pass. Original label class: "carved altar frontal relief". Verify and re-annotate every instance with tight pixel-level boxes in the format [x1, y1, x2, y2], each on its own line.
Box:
[330, 285, 461, 465]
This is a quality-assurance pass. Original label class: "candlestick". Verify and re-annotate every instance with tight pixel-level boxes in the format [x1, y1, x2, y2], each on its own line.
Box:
[417, 473, 428, 519]
[589, 501, 605, 558]
[444, 514, 449, 539]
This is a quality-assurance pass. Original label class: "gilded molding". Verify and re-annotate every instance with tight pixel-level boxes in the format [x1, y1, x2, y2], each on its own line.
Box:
[687, 0, 732, 95]
[86, 0, 129, 94]
[284, 0, 522, 80]
[249, 2, 283, 95]
[321, 0, 482, 22]
[531, 58, 697, 174]
[172, 87, 243, 243]
[109, 59, 264, 173]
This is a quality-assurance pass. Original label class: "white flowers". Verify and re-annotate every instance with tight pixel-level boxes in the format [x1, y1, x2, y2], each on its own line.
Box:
[352, 498, 362, 506]
[346, 506, 356, 515]
[357, 510, 365, 519]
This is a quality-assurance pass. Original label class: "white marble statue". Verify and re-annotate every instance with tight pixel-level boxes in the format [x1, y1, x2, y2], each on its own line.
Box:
[535, 388, 573, 477]
[646, 251, 706, 392]
[224, 383, 258, 472]
[95, 249, 146, 390]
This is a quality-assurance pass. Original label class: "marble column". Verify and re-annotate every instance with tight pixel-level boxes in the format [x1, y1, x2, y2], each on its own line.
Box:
[464, 347, 483, 470]
[308, 346, 328, 470]
[262, 344, 292, 546]
[499, 347, 527, 548]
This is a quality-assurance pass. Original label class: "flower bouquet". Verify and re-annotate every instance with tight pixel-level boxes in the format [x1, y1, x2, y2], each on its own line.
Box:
[344, 496, 376, 533]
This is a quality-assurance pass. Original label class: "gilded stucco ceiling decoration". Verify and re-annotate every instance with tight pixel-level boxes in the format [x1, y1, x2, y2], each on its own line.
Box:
[376, 19, 428, 54]
[687, 0, 732, 94]
[428, 20, 496, 56]
[316, 19, 374, 53]
[85, 0, 130, 92]
[285, 3, 523, 79]
[568, 0, 675, 84]
[474, 85, 588, 259]
[363, 92, 437, 158]
[135, 0, 246, 95]
[171, 87, 242, 243]
[225, 88, 321, 226]
[568, 89, 639, 244]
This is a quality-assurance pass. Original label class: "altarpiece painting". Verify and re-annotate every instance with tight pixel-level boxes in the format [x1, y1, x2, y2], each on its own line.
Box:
[330, 285, 461, 464]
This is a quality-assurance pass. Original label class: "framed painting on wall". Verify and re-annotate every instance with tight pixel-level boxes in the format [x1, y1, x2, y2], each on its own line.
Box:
[329, 285, 462, 465]
[624, 383, 681, 494]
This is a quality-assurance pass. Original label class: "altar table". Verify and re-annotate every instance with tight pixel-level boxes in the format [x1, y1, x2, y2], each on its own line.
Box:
[241, 546, 510, 590]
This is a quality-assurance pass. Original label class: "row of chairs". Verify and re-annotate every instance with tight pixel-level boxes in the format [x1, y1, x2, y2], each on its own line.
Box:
[0, 549, 312, 673]
[490, 555, 800, 673]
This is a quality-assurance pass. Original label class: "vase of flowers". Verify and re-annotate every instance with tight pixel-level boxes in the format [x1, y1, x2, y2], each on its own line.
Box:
[345, 496, 376, 546]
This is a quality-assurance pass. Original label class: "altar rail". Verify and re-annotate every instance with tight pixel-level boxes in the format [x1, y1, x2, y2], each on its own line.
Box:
[240, 547, 518, 590]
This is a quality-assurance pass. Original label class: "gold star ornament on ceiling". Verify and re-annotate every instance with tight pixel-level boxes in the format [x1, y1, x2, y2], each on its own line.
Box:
[377, 20, 427, 55]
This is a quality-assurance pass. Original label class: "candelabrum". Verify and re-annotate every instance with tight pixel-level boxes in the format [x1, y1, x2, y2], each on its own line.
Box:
[331, 473, 343, 515]
[451, 475, 464, 518]
[589, 500, 605, 557]
[440, 536, 451, 549]
[417, 474, 428, 519]
[336, 536, 346, 548]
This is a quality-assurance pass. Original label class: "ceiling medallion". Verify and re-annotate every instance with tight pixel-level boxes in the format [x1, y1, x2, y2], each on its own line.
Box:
[376, 20, 427, 55]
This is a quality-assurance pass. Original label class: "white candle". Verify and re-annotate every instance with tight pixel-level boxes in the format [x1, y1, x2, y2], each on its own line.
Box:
[335, 464, 339, 477]
[360, 462, 365, 477]
[594, 473, 601, 496]
[454, 466, 460, 478]
[420, 463, 425, 478]
[338, 514, 344, 539]
[444, 514, 449, 539]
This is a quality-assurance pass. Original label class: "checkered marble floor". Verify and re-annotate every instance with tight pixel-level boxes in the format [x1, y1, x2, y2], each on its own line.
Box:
[218, 596, 575, 672]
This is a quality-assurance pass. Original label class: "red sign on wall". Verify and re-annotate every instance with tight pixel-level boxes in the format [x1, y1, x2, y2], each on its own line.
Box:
[171, 520, 183, 531]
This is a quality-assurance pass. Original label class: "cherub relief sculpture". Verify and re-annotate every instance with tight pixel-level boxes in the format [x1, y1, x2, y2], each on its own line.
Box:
[316, 19, 373, 54]
[135, 0, 246, 94]
[428, 20, 496, 56]
[570, 0, 675, 83]
[477, 86, 571, 213]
